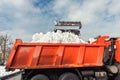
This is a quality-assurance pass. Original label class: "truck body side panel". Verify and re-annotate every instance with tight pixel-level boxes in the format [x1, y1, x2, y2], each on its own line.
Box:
[6, 39, 105, 69]
[115, 39, 120, 62]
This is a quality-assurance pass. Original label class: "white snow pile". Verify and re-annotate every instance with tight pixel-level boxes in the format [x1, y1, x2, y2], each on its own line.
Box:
[32, 30, 86, 43]
[0, 66, 19, 77]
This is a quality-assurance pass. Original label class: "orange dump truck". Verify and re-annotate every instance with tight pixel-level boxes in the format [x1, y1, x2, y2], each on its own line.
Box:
[6, 36, 120, 80]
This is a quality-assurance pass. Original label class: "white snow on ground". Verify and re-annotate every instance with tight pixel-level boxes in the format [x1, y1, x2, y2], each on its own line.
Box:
[0, 66, 19, 77]
[32, 30, 87, 43]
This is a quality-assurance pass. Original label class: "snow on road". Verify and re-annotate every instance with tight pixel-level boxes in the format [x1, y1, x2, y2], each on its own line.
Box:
[0, 66, 19, 77]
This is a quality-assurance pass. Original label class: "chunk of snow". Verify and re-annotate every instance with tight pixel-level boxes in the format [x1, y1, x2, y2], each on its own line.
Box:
[32, 30, 87, 43]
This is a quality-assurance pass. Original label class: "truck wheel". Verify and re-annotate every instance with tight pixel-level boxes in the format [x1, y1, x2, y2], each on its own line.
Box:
[115, 74, 120, 80]
[31, 74, 49, 80]
[58, 72, 79, 80]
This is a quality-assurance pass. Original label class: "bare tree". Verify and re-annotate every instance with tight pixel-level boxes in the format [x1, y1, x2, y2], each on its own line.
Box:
[0, 34, 13, 65]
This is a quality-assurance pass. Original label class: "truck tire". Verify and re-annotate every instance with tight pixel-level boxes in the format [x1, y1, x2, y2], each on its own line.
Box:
[31, 74, 49, 80]
[115, 74, 120, 80]
[58, 72, 79, 80]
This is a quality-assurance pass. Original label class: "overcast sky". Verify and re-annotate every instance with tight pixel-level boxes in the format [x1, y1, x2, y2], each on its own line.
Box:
[0, 0, 120, 41]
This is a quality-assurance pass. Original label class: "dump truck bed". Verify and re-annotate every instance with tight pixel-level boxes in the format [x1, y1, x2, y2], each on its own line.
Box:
[6, 38, 106, 70]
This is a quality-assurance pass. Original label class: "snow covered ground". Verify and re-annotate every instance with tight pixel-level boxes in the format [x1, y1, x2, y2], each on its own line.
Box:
[0, 66, 19, 77]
